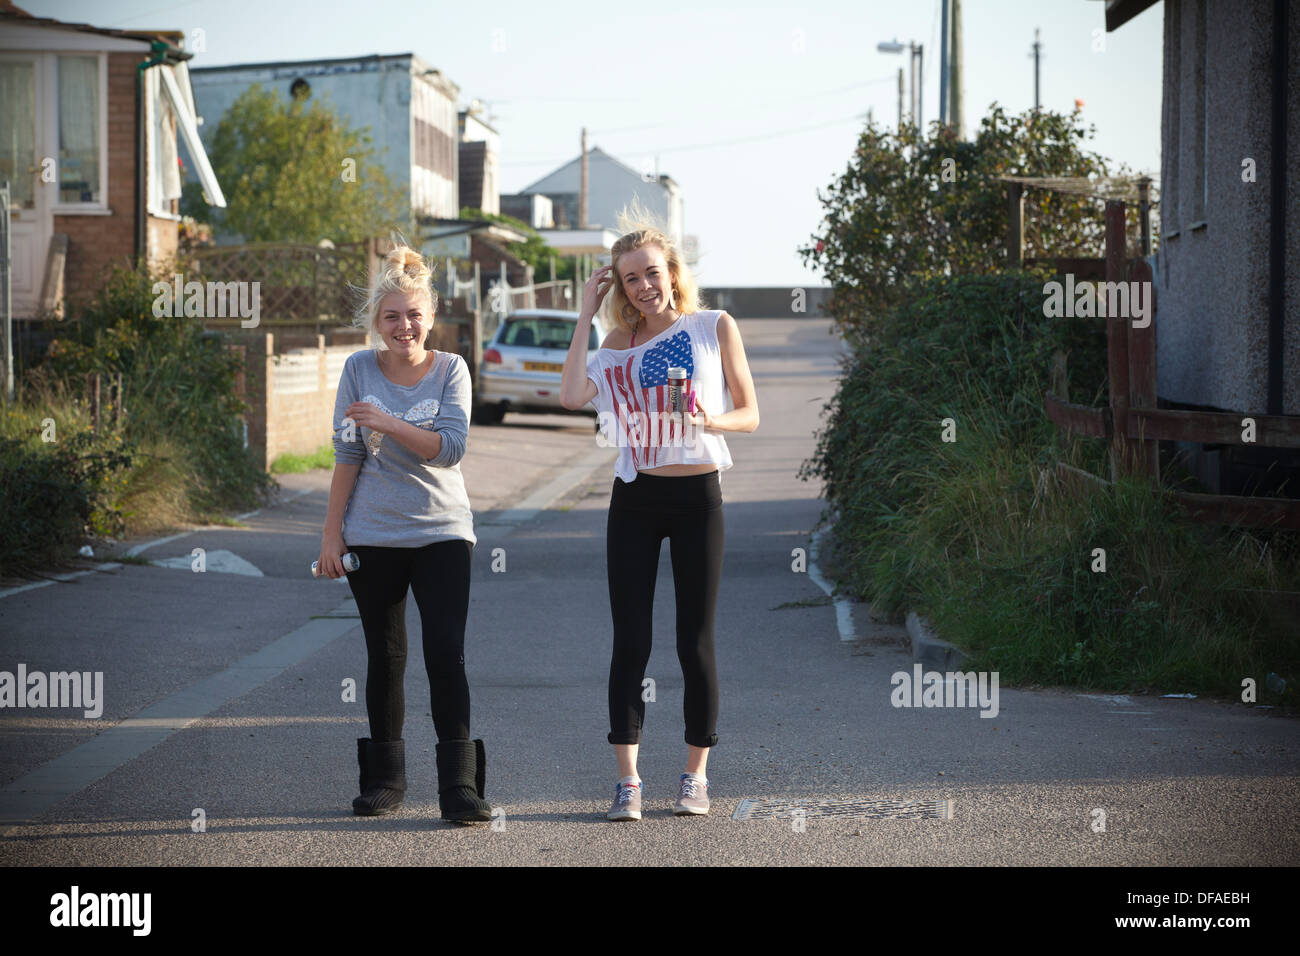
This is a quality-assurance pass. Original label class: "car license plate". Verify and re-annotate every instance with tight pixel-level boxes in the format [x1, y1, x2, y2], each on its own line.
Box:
[523, 361, 564, 372]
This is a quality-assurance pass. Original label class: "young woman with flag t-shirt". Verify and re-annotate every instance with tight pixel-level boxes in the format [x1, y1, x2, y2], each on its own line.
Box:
[560, 211, 759, 821]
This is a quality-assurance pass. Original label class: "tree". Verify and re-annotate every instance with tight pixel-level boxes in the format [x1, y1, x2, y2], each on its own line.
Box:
[800, 105, 1146, 338]
[182, 84, 408, 243]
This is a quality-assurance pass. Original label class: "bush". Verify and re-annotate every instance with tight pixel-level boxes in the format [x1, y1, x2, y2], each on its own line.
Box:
[800, 105, 1148, 340]
[803, 273, 1298, 697]
[45, 262, 275, 516]
[0, 429, 135, 576]
[1, 261, 276, 576]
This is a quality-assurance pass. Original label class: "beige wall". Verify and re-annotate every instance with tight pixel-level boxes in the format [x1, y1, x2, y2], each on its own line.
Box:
[242, 334, 367, 471]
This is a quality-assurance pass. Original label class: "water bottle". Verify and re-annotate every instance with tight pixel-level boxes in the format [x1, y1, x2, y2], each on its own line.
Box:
[312, 552, 360, 577]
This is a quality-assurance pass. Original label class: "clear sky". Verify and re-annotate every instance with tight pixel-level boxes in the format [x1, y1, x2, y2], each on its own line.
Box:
[23, 0, 1165, 286]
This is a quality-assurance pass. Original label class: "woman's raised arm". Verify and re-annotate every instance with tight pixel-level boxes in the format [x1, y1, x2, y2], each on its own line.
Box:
[561, 265, 615, 409]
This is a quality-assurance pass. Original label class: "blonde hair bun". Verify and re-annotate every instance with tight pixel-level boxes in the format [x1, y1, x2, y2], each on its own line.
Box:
[353, 238, 439, 339]
[387, 245, 432, 284]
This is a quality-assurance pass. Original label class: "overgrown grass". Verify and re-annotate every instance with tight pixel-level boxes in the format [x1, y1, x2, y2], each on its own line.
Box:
[1, 262, 276, 577]
[271, 444, 335, 473]
[805, 272, 1299, 701]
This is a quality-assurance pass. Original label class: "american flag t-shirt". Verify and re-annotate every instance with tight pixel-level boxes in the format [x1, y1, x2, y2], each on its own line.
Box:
[603, 327, 695, 469]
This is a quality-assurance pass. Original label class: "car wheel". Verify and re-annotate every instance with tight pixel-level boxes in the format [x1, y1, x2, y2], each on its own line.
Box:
[473, 402, 506, 426]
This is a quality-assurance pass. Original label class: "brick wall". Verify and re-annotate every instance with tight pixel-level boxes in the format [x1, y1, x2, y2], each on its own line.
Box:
[55, 53, 179, 310]
[240, 333, 370, 471]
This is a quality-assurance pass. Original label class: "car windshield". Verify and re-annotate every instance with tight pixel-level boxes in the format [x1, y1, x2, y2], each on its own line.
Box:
[501, 316, 598, 350]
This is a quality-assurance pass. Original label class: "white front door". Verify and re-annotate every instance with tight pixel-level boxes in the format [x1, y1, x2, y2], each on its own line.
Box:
[0, 53, 50, 318]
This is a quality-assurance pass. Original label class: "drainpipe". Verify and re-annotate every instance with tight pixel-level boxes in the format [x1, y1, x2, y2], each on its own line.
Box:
[1267, 0, 1287, 415]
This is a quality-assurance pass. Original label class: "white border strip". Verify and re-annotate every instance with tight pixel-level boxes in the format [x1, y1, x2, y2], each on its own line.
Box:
[0, 563, 124, 600]
[808, 525, 856, 642]
[0, 488, 316, 600]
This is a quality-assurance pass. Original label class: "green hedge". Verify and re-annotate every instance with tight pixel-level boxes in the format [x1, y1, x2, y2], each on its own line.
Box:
[804, 272, 1297, 698]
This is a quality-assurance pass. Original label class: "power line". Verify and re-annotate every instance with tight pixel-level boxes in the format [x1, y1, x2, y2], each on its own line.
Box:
[501, 112, 869, 168]
[589, 73, 898, 136]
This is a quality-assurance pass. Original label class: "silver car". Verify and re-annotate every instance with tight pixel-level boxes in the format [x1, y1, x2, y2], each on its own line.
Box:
[474, 309, 608, 425]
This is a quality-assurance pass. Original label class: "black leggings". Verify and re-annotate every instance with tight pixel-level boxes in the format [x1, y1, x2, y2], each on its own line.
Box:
[345, 539, 473, 743]
[606, 470, 725, 749]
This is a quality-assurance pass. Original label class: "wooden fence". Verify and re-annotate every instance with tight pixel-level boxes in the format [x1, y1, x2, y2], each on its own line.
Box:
[1043, 200, 1300, 529]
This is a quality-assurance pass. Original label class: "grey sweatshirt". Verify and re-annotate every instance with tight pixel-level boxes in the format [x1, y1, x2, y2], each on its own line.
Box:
[332, 348, 476, 548]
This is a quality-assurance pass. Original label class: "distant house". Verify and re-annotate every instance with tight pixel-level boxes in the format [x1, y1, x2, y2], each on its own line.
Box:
[0, 0, 224, 319]
[189, 53, 463, 221]
[1106, 0, 1298, 493]
[509, 145, 695, 265]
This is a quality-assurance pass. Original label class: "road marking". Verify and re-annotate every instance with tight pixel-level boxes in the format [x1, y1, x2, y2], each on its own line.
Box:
[152, 549, 264, 576]
[0, 600, 359, 831]
[808, 525, 855, 642]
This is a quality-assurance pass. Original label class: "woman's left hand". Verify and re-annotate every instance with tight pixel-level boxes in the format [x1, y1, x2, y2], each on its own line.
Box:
[687, 396, 714, 431]
[346, 401, 400, 435]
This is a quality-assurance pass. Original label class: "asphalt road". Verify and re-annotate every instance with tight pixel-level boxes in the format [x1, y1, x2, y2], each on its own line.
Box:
[1, 317, 1297, 866]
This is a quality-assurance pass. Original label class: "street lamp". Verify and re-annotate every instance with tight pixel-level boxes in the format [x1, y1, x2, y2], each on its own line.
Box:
[877, 38, 923, 130]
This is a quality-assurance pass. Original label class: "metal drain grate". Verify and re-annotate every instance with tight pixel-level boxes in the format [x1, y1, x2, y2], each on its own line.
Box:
[732, 797, 954, 822]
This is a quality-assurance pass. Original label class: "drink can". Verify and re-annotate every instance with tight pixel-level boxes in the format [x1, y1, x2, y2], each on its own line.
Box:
[312, 552, 360, 577]
[667, 367, 688, 412]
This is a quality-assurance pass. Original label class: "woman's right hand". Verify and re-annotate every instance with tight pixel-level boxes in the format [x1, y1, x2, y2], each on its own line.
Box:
[582, 265, 616, 318]
[318, 530, 348, 579]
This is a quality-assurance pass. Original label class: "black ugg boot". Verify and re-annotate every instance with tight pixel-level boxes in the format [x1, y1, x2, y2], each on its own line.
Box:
[435, 738, 492, 823]
[474, 738, 487, 799]
[353, 738, 406, 816]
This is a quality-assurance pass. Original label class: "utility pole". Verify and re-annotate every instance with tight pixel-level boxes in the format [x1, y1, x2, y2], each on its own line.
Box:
[950, 0, 964, 136]
[910, 42, 923, 130]
[579, 127, 588, 229]
[897, 67, 904, 129]
[940, 0, 950, 126]
[1031, 28, 1042, 109]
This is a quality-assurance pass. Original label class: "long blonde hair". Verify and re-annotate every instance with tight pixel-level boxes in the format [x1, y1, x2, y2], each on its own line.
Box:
[354, 240, 438, 346]
[604, 199, 704, 333]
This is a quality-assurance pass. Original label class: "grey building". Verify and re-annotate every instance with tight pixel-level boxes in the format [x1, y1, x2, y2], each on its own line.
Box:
[189, 53, 462, 220]
[1108, 0, 1298, 493]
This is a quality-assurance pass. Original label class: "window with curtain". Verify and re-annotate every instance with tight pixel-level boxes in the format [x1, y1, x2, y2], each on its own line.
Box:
[0, 61, 36, 209]
[58, 55, 100, 205]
